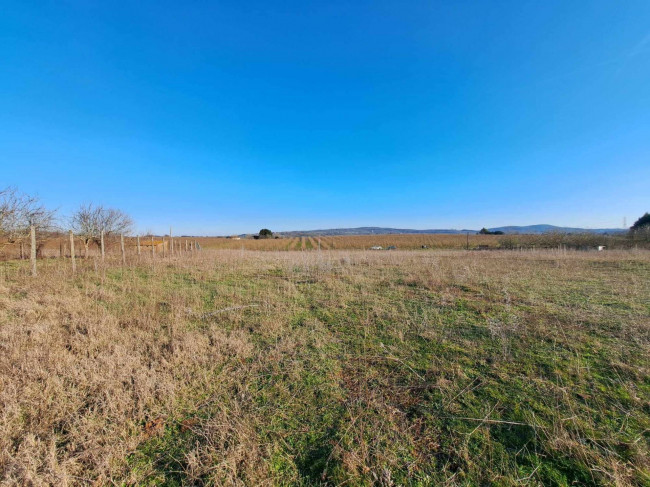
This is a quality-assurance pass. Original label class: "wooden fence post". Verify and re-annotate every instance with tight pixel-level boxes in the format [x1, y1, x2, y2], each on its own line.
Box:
[69, 230, 76, 273]
[137, 235, 141, 256]
[162, 237, 166, 258]
[170, 227, 173, 257]
[30, 224, 37, 277]
[120, 234, 126, 265]
[151, 236, 155, 258]
[20, 241, 24, 260]
[100, 230, 105, 261]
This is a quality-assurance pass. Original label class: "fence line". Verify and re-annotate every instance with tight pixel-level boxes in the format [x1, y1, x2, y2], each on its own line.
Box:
[4, 228, 206, 274]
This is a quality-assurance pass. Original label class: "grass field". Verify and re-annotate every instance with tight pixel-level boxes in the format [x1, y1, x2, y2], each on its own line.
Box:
[1, 249, 649, 485]
[3, 232, 646, 261]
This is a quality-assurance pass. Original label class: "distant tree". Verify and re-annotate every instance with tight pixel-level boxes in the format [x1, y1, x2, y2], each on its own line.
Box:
[0, 187, 56, 249]
[259, 229, 273, 239]
[630, 212, 650, 240]
[630, 213, 650, 231]
[70, 204, 133, 257]
[478, 227, 504, 236]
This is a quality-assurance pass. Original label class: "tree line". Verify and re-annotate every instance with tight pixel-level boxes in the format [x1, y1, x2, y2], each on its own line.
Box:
[0, 187, 133, 257]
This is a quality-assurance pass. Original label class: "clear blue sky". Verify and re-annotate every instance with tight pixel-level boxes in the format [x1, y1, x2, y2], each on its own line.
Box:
[1, 1, 649, 234]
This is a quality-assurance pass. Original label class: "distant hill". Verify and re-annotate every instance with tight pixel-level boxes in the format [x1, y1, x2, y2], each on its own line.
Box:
[274, 225, 625, 237]
[488, 225, 625, 235]
[275, 227, 472, 237]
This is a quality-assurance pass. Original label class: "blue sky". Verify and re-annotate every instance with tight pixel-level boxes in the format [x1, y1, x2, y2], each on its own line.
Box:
[1, 1, 649, 234]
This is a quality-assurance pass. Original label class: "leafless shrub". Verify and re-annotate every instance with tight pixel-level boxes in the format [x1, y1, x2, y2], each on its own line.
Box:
[70, 203, 133, 256]
[0, 187, 56, 246]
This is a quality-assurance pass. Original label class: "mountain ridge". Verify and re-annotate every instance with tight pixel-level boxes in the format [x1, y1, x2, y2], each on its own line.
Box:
[271, 225, 625, 237]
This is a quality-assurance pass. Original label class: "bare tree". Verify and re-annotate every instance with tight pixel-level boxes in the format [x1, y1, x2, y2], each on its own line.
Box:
[0, 187, 56, 251]
[70, 204, 133, 257]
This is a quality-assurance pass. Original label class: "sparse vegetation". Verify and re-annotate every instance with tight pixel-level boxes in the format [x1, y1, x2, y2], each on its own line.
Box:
[1, 248, 648, 485]
[70, 204, 133, 257]
[630, 213, 650, 241]
[631, 213, 650, 231]
[478, 227, 504, 235]
[0, 187, 56, 250]
[497, 232, 642, 250]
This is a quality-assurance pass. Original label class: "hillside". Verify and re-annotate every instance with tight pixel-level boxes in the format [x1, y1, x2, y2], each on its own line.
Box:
[274, 224, 625, 237]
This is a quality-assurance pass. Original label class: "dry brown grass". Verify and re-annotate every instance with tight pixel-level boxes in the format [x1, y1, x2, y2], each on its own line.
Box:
[4, 232, 641, 260]
[0, 249, 648, 485]
[197, 234, 501, 251]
